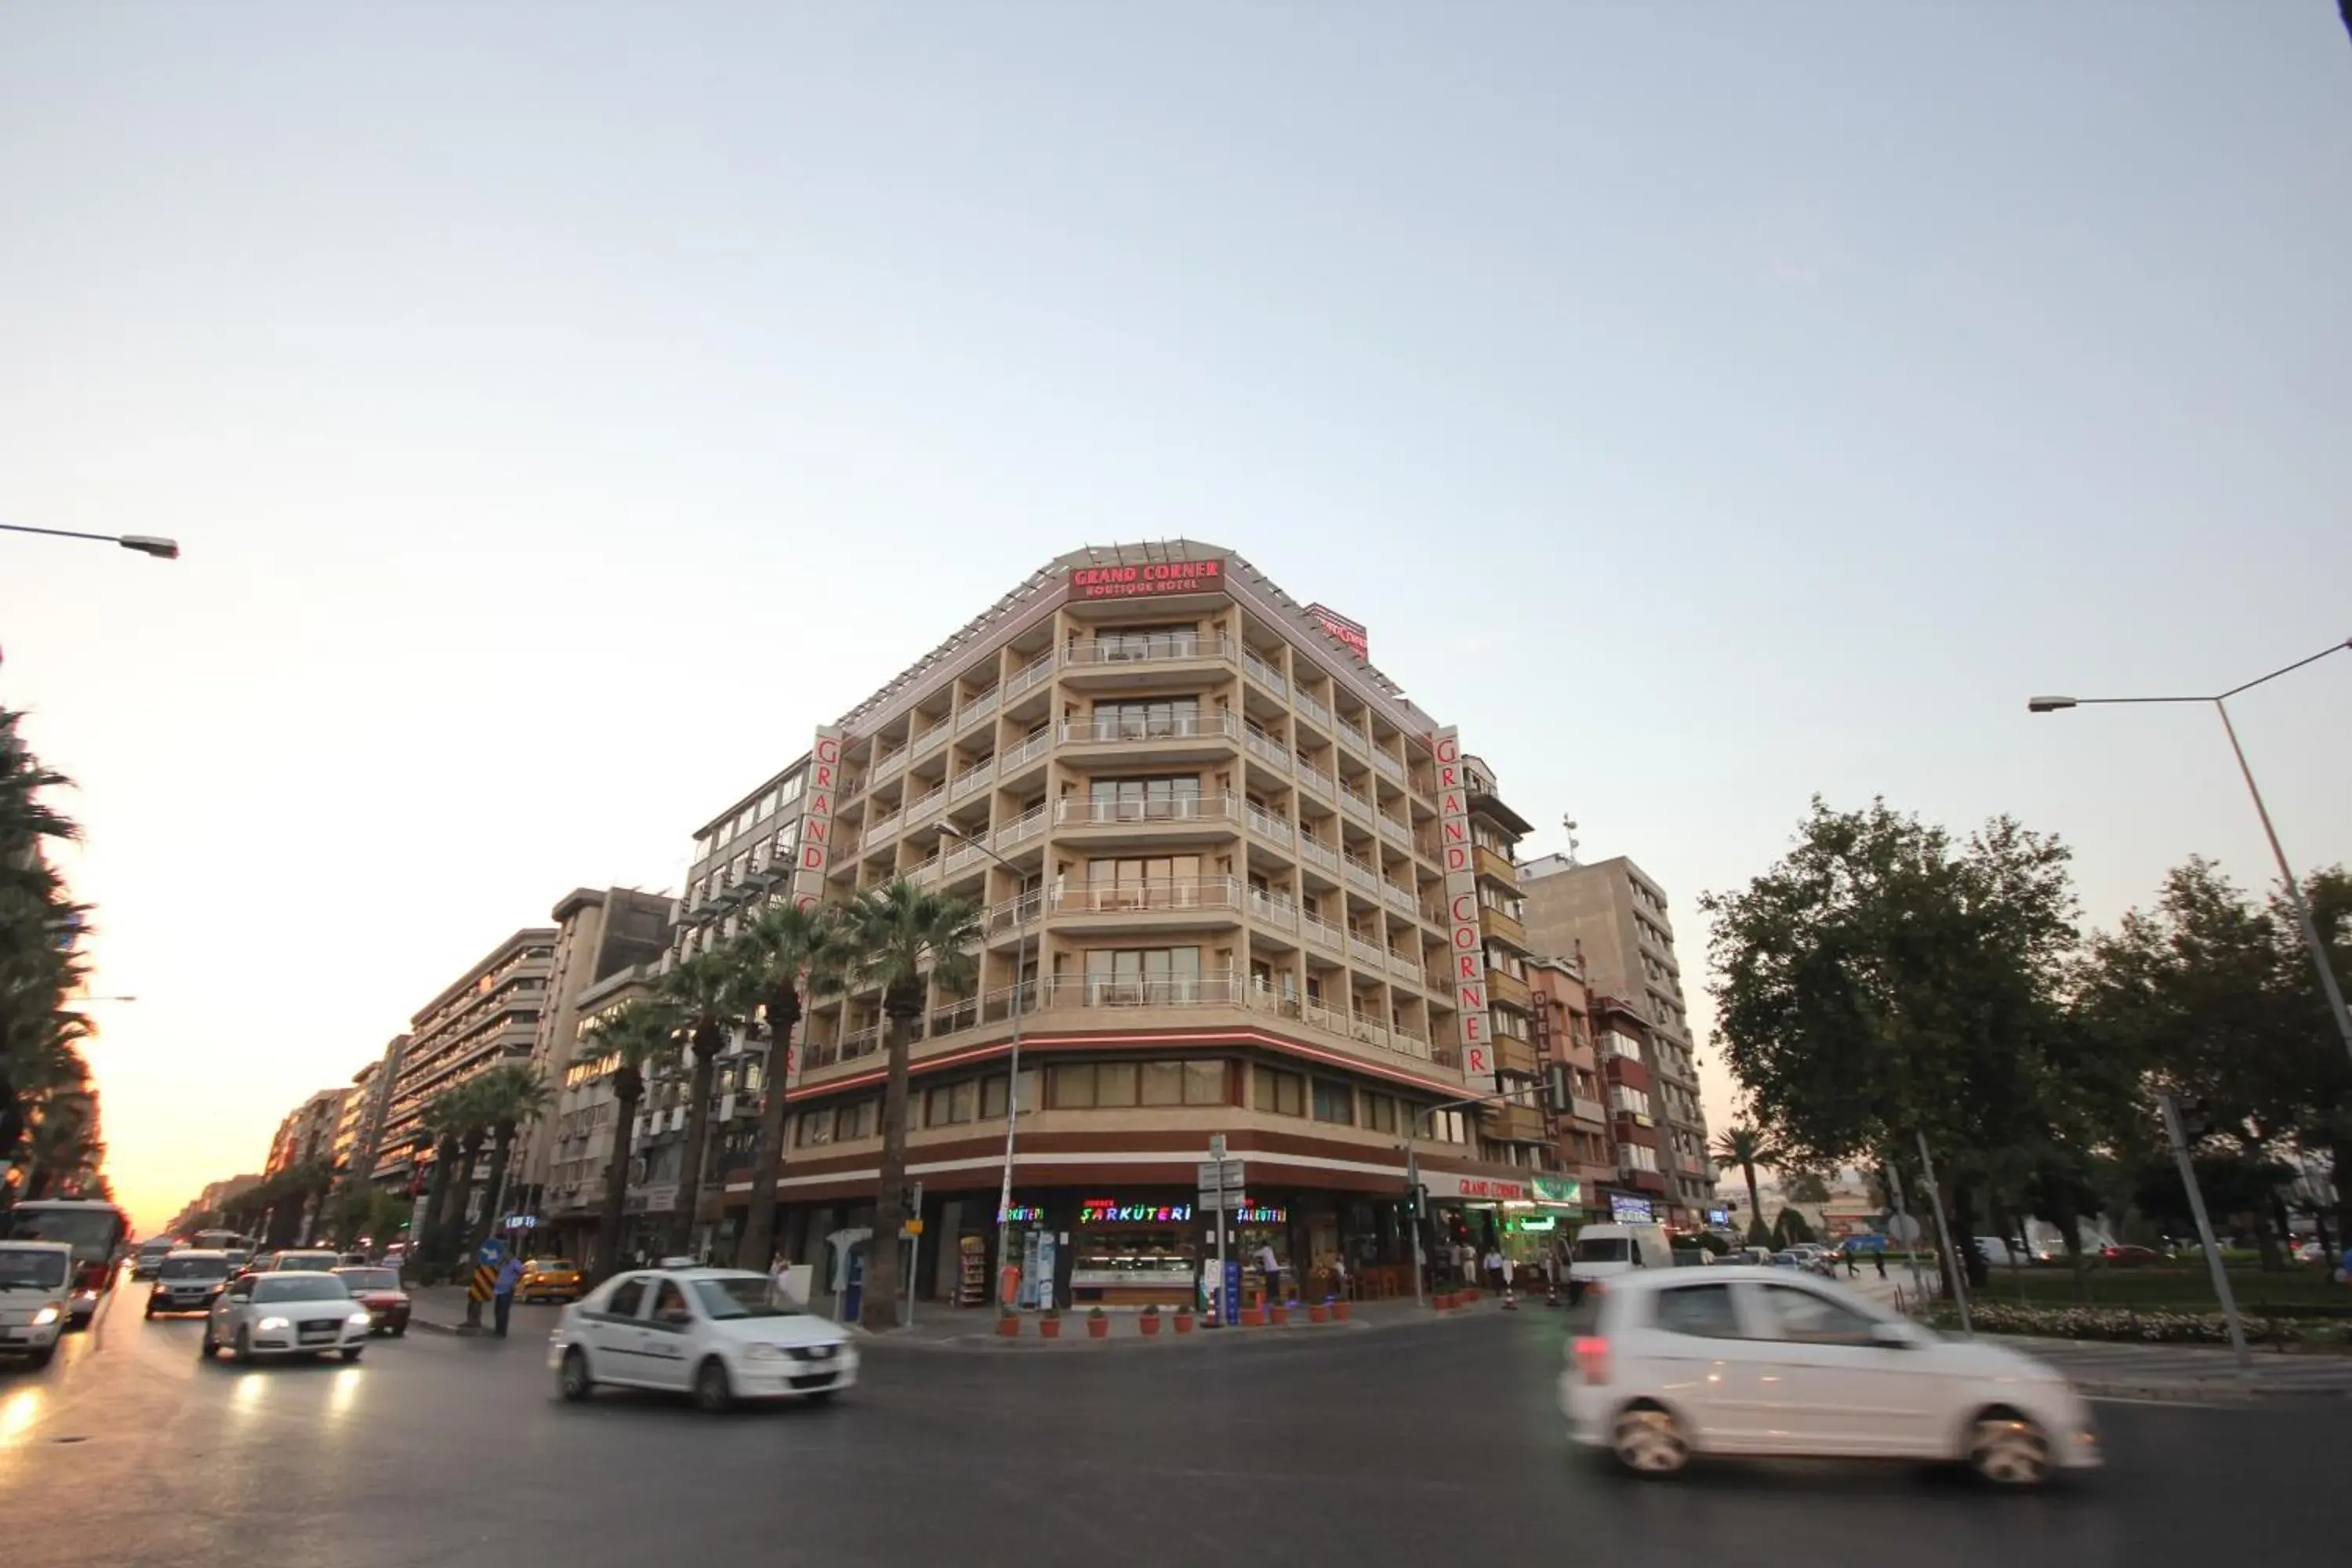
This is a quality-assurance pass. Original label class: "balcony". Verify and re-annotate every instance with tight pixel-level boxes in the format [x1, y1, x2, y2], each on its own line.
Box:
[1338, 782, 1376, 822]
[957, 688, 1001, 730]
[1243, 725, 1293, 771]
[1484, 967, 1532, 1012]
[1245, 887, 1297, 929]
[1494, 1036, 1538, 1077]
[1058, 710, 1244, 753]
[1004, 648, 1057, 701]
[1294, 691, 1331, 730]
[1568, 1094, 1608, 1125]
[1385, 949, 1421, 985]
[901, 782, 946, 831]
[1479, 904, 1527, 949]
[1295, 760, 1336, 800]
[993, 802, 1049, 851]
[1298, 909, 1348, 954]
[1062, 632, 1236, 676]
[1243, 986, 1448, 1068]
[1241, 648, 1287, 696]
[1481, 1102, 1546, 1143]
[1377, 814, 1412, 851]
[1038, 971, 1245, 1011]
[1336, 717, 1370, 756]
[1373, 750, 1406, 786]
[1472, 843, 1518, 886]
[949, 758, 998, 801]
[1051, 876, 1244, 922]
[1381, 881, 1417, 917]
[1297, 834, 1342, 877]
[982, 888, 1044, 936]
[1243, 803, 1293, 845]
[1000, 725, 1052, 776]
[1345, 931, 1385, 968]
[1055, 791, 1240, 833]
[912, 717, 953, 756]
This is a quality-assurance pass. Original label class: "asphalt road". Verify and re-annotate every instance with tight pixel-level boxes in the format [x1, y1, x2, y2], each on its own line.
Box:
[1, 1290, 2334, 1568]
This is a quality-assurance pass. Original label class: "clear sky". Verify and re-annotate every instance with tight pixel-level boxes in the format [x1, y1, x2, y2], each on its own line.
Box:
[4, 5, 2347, 1237]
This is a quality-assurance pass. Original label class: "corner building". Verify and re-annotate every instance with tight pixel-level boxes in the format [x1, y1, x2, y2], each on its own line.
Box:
[673, 543, 1574, 1307]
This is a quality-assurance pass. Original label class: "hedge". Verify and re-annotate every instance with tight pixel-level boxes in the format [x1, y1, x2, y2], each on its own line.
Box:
[1926, 1300, 2352, 1348]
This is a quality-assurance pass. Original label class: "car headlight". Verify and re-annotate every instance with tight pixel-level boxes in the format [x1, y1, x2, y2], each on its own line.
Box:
[31, 1305, 60, 1326]
[744, 1343, 785, 1361]
[347, 1312, 373, 1327]
[258, 1316, 291, 1331]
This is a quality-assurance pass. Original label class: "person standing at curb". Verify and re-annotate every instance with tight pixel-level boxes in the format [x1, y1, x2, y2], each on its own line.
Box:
[492, 1252, 524, 1338]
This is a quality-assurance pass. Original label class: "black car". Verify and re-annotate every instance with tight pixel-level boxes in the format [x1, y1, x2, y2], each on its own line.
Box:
[147, 1250, 234, 1316]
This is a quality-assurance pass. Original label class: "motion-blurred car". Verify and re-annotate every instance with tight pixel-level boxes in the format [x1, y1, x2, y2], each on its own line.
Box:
[129, 1238, 178, 1280]
[2099, 1244, 2162, 1269]
[202, 1272, 372, 1363]
[332, 1265, 412, 1335]
[549, 1264, 855, 1412]
[1560, 1265, 2100, 1488]
[255, 1249, 343, 1273]
[519, 1258, 585, 1303]
[0, 1241, 74, 1368]
[147, 1249, 233, 1316]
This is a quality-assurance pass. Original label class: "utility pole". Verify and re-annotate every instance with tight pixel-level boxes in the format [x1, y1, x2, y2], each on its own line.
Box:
[2161, 1093, 2252, 1376]
[1913, 1132, 1972, 1337]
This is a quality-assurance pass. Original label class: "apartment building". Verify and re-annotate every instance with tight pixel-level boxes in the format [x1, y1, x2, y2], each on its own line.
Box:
[539, 960, 663, 1264]
[264, 1088, 350, 1178]
[371, 929, 556, 1189]
[516, 887, 673, 1218]
[662, 541, 1578, 1304]
[1518, 853, 1713, 1224]
[330, 1036, 407, 1181]
[1525, 955, 1617, 1216]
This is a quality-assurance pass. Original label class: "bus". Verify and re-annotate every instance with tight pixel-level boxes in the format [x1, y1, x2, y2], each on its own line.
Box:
[4, 1198, 130, 1325]
[190, 1228, 259, 1261]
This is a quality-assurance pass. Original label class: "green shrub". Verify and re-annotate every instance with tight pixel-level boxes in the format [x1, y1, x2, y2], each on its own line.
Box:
[1926, 1300, 2351, 1348]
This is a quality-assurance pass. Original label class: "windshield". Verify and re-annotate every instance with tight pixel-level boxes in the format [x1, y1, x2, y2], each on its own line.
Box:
[138, 1240, 176, 1256]
[1573, 1237, 1629, 1263]
[691, 1277, 799, 1319]
[252, 1275, 348, 1303]
[338, 1269, 400, 1291]
[5, 1206, 124, 1261]
[160, 1256, 228, 1280]
[276, 1253, 337, 1269]
[0, 1250, 70, 1290]
[527, 1259, 576, 1272]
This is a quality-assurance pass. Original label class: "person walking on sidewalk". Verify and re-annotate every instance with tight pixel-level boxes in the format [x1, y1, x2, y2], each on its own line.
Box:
[1872, 1247, 1887, 1279]
[492, 1253, 524, 1338]
[1846, 1247, 1860, 1279]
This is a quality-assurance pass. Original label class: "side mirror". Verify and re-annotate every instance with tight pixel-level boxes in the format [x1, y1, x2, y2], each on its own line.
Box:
[1868, 1321, 1915, 1349]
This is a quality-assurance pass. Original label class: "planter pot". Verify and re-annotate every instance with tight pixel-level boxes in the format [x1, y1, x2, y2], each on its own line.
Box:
[1309, 1304, 1330, 1324]
[1241, 1307, 1265, 1327]
[1173, 1312, 1195, 1334]
[1434, 1292, 1454, 1310]
[1039, 1317, 1062, 1339]
[1334, 1301, 1351, 1322]
[1140, 1315, 1162, 1337]
[996, 1316, 1020, 1338]
[1269, 1305, 1290, 1327]
[1087, 1318, 1109, 1340]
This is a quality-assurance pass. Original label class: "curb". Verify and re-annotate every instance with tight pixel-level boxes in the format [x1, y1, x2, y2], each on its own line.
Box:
[851, 1303, 1521, 1354]
[2073, 1377, 2348, 1404]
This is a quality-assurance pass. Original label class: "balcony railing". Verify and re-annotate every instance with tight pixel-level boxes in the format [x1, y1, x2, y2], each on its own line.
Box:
[1373, 750, 1406, 785]
[1052, 876, 1243, 917]
[1062, 632, 1235, 667]
[1377, 815, 1411, 851]
[1381, 882, 1417, 916]
[1298, 833, 1341, 876]
[1345, 931, 1385, 967]
[1039, 971, 1244, 1010]
[1241, 648, 1287, 695]
[994, 802, 1049, 849]
[1245, 887, 1297, 928]
[1296, 760, 1335, 799]
[1058, 710, 1244, 746]
[913, 717, 953, 754]
[1000, 725, 1051, 772]
[958, 688, 1001, 729]
[1299, 909, 1348, 953]
[1004, 648, 1057, 700]
[982, 888, 1045, 935]
[1336, 717, 1370, 755]
[1058, 791, 1239, 827]
[1243, 725, 1293, 770]
[1569, 1095, 1608, 1124]
[902, 782, 946, 829]
[862, 807, 901, 845]
[1339, 782, 1375, 820]
[1342, 855, 1380, 894]
[950, 758, 997, 800]
[1294, 691, 1330, 729]
[1386, 950, 1421, 984]
[872, 749, 907, 781]
[1243, 803, 1293, 844]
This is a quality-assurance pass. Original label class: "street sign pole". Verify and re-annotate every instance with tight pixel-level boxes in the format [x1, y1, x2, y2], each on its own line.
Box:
[2161, 1093, 2252, 1376]
[905, 1179, 924, 1328]
[1406, 1140, 1423, 1308]
[1913, 1131, 1972, 1337]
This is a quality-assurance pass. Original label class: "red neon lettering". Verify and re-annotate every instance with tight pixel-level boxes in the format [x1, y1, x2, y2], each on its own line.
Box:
[1442, 821, 1468, 844]
[808, 791, 831, 816]
[1452, 927, 1478, 951]
[800, 845, 826, 870]
[1434, 736, 1458, 764]
[1437, 764, 1460, 789]
[1440, 792, 1465, 817]
[805, 819, 828, 844]
[1457, 985, 1485, 1011]
[1462, 1015, 1485, 1041]
[812, 763, 835, 789]
[815, 738, 841, 764]
[1451, 893, 1476, 922]
[1457, 953, 1479, 981]
[1445, 847, 1469, 873]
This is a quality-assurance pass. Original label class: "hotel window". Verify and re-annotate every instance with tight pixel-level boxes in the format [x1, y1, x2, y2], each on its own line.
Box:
[1364, 1092, 1397, 1134]
[979, 1069, 1039, 1120]
[836, 1099, 878, 1141]
[925, 1080, 977, 1127]
[1092, 697, 1201, 739]
[1082, 946, 1202, 1004]
[795, 1109, 833, 1148]
[1310, 1080, 1355, 1125]
[1088, 775, 1202, 821]
[1086, 855, 1203, 906]
[1250, 1065, 1305, 1117]
[1091, 623, 1199, 661]
[1610, 1085, 1651, 1120]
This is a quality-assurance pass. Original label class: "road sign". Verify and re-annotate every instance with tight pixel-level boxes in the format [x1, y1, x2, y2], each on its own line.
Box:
[476, 1236, 508, 1269]
[1208, 1134, 1227, 1160]
[1196, 1159, 1245, 1191]
[469, 1265, 496, 1303]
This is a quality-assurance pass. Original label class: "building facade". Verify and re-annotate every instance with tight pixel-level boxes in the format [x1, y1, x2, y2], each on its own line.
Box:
[662, 542, 1581, 1305]
[1525, 954, 1617, 1217]
[538, 960, 664, 1264]
[1518, 854, 1713, 1224]
[330, 1036, 407, 1182]
[265, 1088, 350, 1178]
[371, 929, 557, 1192]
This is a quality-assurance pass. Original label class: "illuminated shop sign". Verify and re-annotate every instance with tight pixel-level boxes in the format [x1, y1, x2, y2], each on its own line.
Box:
[1228, 1206, 1287, 1225]
[1609, 1194, 1657, 1224]
[790, 728, 844, 916]
[1066, 557, 1226, 601]
[997, 1205, 1044, 1224]
[1305, 603, 1368, 660]
[1512, 1215, 1558, 1232]
[1078, 1200, 1196, 1225]
[1706, 1207, 1730, 1227]
[1432, 728, 1491, 1082]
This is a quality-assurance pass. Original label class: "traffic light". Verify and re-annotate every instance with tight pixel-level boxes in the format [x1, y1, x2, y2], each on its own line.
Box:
[1404, 1184, 1427, 1218]
[2176, 1098, 2212, 1140]
[1544, 1063, 1570, 1113]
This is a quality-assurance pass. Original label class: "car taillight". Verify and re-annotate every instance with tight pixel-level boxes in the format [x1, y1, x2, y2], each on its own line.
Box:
[1574, 1336, 1610, 1386]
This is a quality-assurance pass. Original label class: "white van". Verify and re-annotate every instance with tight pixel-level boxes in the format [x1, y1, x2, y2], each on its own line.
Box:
[1568, 1225, 1675, 1288]
[0, 1240, 76, 1368]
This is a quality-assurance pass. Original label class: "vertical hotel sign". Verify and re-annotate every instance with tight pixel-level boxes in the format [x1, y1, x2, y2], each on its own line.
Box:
[1432, 728, 1491, 1083]
[789, 727, 844, 914]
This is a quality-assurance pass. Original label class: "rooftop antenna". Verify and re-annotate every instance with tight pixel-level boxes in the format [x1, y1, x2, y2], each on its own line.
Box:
[1562, 815, 1581, 866]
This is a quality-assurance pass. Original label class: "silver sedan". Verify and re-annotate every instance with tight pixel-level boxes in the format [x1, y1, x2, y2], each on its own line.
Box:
[201, 1271, 373, 1363]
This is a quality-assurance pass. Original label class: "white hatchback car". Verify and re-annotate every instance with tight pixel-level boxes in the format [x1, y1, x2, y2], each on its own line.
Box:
[1561, 1266, 2100, 1487]
[550, 1265, 858, 1412]
[201, 1271, 373, 1363]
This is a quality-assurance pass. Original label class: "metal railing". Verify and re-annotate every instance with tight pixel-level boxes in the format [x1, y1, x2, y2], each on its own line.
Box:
[1058, 710, 1243, 746]
[1062, 632, 1234, 667]
[1337, 717, 1370, 755]
[1298, 834, 1341, 875]
[1039, 971, 1244, 1010]
[1296, 760, 1335, 798]
[1294, 691, 1330, 729]
[958, 688, 1001, 728]
[1004, 648, 1057, 699]
[1052, 876, 1243, 916]
[1339, 782, 1375, 819]
[1387, 951, 1422, 983]
[982, 889, 1045, 935]
[1241, 648, 1287, 695]
[1057, 791, 1237, 826]
[1342, 855, 1380, 893]
[913, 717, 953, 753]
[1243, 725, 1293, 770]
[1243, 803, 1293, 844]
[1382, 882, 1417, 916]
[994, 802, 1049, 849]
[950, 758, 997, 800]
[1245, 887, 1297, 928]
[1377, 814, 1411, 850]
[1346, 931, 1385, 967]
[1373, 750, 1406, 784]
[1299, 909, 1348, 953]
[999, 726, 1051, 772]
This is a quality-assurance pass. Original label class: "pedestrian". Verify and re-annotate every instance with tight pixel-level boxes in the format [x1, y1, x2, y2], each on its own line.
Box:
[1483, 1246, 1504, 1294]
[1845, 1246, 1859, 1279]
[492, 1251, 524, 1338]
[1328, 1250, 1349, 1302]
[1872, 1247, 1886, 1279]
[1256, 1240, 1281, 1308]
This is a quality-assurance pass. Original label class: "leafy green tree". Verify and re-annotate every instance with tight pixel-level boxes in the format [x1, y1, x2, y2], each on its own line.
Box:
[1773, 1207, 1816, 1246]
[838, 880, 980, 1330]
[1703, 797, 2080, 1296]
[578, 999, 680, 1279]
[1784, 1168, 1831, 1206]
[657, 949, 758, 1257]
[731, 902, 852, 1271]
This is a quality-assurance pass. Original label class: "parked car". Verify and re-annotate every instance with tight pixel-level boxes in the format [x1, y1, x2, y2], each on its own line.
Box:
[2099, 1244, 2163, 1269]
[0, 1240, 75, 1368]
[548, 1265, 856, 1411]
[1559, 1265, 2101, 1488]
[147, 1249, 234, 1316]
[202, 1272, 372, 1363]
[519, 1258, 585, 1303]
[332, 1265, 412, 1335]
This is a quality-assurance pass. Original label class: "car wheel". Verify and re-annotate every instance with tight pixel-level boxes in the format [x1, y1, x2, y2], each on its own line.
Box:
[1967, 1412, 2051, 1488]
[27, 1346, 55, 1370]
[200, 1325, 219, 1359]
[392, 1323, 408, 1338]
[693, 1356, 733, 1414]
[1611, 1405, 1690, 1478]
[804, 1389, 837, 1406]
[233, 1326, 253, 1365]
[558, 1346, 594, 1403]
[339, 1348, 363, 1363]
[144, 1300, 156, 1319]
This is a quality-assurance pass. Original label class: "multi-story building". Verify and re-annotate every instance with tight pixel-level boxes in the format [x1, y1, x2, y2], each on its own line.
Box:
[330, 1036, 407, 1182]
[539, 960, 664, 1264]
[516, 887, 673, 1222]
[1526, 954, 1617, 1218]
[371, 930, 556, 1195]
[264, 1088, 349, 1177]
[662, 541, 1575, 1305]
[1518, 853, 1713, 1224]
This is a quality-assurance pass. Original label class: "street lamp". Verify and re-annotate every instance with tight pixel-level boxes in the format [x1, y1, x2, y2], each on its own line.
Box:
[1, 523, 180, 559]
[2027, 636, 2352, 1071]
[934, 821, 1035, 1306]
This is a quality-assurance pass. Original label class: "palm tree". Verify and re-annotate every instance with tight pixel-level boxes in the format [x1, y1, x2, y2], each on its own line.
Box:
[1712, 1126, 1774, 1243]
[838, 880, 980, 1330]
[731, 902, 853, 1271]
[579, 999, 681, 1279]
[417, 1080, 488, 1273]
[468, 1061, 554, 1253]
[657, 948, 755, 1258]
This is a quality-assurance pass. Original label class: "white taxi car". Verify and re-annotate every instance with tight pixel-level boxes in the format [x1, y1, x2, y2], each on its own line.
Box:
[0, 1241, 75, 1368]
[1562, 1266, 2100, 1488]
[550, 1263, 856, 1413]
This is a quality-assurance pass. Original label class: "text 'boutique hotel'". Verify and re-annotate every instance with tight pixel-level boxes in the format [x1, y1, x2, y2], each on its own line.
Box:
[653, 542, 1583, 1309]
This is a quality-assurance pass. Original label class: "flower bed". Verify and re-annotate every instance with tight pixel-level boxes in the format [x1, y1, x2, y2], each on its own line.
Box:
[1930, 1300, 2352, 1348]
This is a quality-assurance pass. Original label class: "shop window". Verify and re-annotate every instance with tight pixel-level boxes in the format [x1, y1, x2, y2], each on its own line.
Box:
[1047, 1063, 1096, 1109]
[1251, 1065, 1305, 1117]
[1311, 1080, 1355, 1125]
